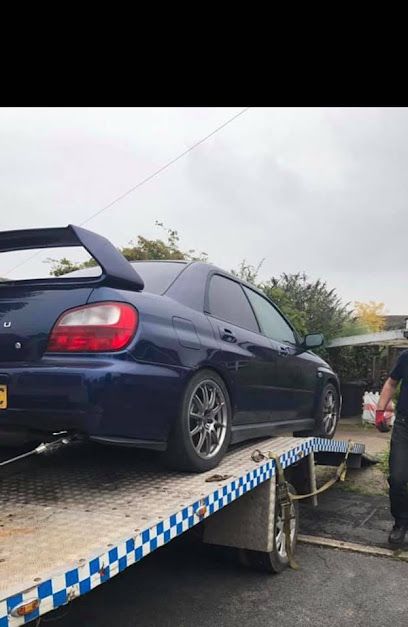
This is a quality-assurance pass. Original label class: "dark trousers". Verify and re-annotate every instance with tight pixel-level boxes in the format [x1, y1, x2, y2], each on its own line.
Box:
[389, 415, 408, 523]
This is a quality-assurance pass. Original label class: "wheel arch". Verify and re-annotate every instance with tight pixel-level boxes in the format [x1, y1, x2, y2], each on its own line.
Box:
[164, 364, 234, 471]
[326, 375, 340, 393]
[186, 365, 235, 413]
[311, 370, 341, 419]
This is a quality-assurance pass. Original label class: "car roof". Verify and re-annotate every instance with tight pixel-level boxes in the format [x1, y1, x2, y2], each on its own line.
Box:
[138, 259, 259, 290]
[131, 260, 188, 264]
[66, 259, 264, 298]
[184, 261, 264, 296]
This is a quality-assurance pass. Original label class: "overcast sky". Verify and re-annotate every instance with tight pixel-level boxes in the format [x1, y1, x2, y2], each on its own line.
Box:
[0, 107, 407, 313]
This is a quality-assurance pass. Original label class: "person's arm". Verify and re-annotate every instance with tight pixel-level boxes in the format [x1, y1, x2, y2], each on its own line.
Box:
[375, 353, 405, 432]
[378, 377, 398, 411]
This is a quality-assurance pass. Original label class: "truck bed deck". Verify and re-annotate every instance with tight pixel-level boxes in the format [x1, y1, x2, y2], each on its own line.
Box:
[0, 436, 364, 626]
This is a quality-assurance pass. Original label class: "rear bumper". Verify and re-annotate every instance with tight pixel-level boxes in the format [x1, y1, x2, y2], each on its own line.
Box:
[0, 356, 189, 445]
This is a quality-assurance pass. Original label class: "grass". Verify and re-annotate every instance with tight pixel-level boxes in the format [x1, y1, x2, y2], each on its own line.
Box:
[361, 422, 376, 431]
[335, 481, 378, 496]
[336, 447, 390, 496]
[338, 420, 376, 431]
[378, 447, 390, 477]
[316, 465, 387, 497]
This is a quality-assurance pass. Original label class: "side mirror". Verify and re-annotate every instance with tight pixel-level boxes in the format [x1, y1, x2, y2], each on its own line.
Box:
[303, 333, 324, 350]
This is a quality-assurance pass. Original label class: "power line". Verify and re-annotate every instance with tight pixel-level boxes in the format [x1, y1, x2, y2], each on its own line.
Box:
[80, 106, 250, 226]
[4, 248, 46, 277]
[4, 107, 250, 277]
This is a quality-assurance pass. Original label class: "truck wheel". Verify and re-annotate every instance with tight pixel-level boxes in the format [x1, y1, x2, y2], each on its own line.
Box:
[238, 483, 298, 573]
[164, 370, 232, 472]
[294, 383, 340, 439]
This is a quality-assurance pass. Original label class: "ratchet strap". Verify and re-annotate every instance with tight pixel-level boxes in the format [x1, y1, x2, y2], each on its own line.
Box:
[272, 452, 299, 570]
[251, 440, 355, 570]
[290, 440, 354, 500]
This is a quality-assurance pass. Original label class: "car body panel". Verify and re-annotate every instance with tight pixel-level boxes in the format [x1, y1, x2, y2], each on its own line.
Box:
[0, 285, 94, 362]
[206, 314, 279, 425]
[0, 356, 188, 443]
[270, 343, 318, 421]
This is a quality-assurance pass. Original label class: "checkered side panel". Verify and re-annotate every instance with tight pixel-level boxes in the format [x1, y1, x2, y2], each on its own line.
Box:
[0, 437, 364, 626]
[313, 438, 365, 456]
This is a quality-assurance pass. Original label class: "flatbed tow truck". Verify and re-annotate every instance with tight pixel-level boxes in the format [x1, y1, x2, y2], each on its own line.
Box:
[0, 435, 365, 626]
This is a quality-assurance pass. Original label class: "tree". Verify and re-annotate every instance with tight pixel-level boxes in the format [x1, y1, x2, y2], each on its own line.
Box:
[324, 303, 387, 386]
[231, 259, 265, 285]
[262, 284, 308, 336]
[328, 344, 382, 386]
[48, 222, 208, 277]
[261, 273, 353, 343]
[48, 257, 96, 277]
[336, 318, 371, 337]
[354, 301, 386, 332]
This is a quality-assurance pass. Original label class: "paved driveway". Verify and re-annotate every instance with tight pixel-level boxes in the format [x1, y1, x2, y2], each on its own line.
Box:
[49, 530, 408, 627]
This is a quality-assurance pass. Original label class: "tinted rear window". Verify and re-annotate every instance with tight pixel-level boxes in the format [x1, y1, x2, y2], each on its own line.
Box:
[66, 261, 186, 294]
[208, 275, 259, 332]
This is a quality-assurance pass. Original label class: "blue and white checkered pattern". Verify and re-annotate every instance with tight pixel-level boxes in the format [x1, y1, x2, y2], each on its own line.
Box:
[0, 437, 364, 626]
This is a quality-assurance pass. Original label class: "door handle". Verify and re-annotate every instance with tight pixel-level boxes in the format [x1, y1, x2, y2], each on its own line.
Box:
[220, 328, 237, 343]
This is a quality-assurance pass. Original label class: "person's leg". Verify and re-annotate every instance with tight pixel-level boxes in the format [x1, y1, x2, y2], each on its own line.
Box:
[388, 416, 408, 544]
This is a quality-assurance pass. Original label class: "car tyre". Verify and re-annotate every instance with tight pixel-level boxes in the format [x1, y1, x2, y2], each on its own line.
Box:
[294, 383, 340, 439]
[238, 483, 298, 573]
[164, 369, 232, 472]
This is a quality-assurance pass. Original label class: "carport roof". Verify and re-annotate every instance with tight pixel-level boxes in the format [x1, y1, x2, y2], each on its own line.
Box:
[327, 328, 408, 349]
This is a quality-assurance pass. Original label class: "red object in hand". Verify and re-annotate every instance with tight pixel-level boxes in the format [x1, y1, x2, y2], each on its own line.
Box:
[375, 410, 391, 433]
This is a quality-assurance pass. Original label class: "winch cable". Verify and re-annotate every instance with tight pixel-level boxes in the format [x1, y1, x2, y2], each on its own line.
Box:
[0, 434, 79, 468]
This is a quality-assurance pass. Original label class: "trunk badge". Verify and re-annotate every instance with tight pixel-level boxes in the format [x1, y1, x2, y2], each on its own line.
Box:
[3, 322, 11, 328]
[15, 342, 22, 350]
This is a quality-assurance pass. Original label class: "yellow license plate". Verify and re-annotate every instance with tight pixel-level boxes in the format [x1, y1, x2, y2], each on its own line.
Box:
[0, 385, 7, 409]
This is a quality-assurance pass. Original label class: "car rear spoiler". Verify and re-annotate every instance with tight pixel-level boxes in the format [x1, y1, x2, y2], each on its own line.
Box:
[0, 224, 144, 291]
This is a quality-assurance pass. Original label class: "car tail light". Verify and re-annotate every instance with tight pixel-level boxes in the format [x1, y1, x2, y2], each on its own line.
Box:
[47, 302, 138, 352]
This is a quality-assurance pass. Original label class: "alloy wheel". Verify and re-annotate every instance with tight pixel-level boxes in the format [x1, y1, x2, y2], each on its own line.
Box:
[322, 389, 338, 436]
[188, 379, 228, 460]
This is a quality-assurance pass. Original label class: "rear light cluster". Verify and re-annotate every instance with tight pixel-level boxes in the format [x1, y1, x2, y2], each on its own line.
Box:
[47, 302, 138, 352]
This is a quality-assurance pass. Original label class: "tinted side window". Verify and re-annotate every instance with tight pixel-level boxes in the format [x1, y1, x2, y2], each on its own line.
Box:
[208, 275, 259, 332]
[243, 287, 296, 344]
